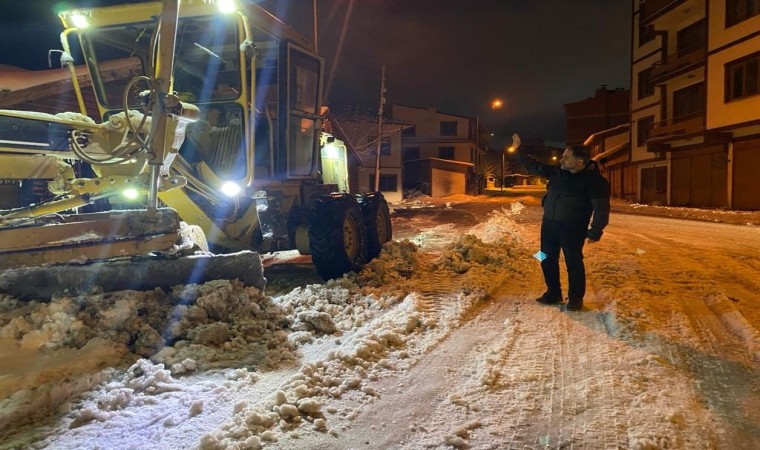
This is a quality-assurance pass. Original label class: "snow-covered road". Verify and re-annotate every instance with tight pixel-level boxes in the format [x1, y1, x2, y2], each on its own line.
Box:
[290, 209, 760, 449]
[1, 195, 759, 449]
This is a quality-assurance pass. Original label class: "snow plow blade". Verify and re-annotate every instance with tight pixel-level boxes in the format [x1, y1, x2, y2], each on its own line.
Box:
[0, 208, 266, 300]
[0, 251, 265, 301]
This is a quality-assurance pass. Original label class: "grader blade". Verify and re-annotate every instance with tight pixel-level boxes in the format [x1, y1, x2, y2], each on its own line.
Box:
[0, 209, 189, 270]
[0, 208, 266, 300]
[0, 251, 265, 301]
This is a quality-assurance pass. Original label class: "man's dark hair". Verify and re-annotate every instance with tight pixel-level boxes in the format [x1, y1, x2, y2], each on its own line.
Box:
[566, 145, 591, 163]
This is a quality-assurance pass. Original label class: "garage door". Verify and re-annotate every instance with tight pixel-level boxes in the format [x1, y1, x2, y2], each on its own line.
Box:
[733, 141, 760, 210]
[671, 147, 727, 208]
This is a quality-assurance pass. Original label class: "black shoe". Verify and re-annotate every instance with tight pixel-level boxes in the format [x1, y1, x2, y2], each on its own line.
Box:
[565, 297, 583, 311]
[535, 291, 562, 305]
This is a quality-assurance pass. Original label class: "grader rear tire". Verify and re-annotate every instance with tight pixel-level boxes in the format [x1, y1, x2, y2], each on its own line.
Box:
[308, 194, 368, 280]
[356, 192, 392, 260]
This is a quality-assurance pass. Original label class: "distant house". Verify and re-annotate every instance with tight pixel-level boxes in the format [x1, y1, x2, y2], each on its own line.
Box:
[324, 111, 406, 203]
[391, 104, 486, 197]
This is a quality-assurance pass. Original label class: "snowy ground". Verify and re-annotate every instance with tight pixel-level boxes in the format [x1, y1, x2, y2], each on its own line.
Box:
[1, 190, 759, 449]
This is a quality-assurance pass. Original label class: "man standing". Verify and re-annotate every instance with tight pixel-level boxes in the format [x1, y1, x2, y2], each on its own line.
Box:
[513, 134, 610, 311]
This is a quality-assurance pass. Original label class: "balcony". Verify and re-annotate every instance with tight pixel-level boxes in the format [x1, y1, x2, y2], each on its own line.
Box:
[640, 0, 685, 23]
[651, 47, 705, 81]
[650, 112, 704, 140]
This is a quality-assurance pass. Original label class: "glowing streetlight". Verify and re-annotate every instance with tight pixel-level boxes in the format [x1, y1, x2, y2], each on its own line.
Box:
[500, 146, 515, 192]
[491, 98, 503, 110]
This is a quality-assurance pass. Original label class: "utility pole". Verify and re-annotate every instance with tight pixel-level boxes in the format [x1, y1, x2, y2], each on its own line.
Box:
[313, 0, 318, 53]
[374, 65, 386, 192]
[501, 151, 504, 192]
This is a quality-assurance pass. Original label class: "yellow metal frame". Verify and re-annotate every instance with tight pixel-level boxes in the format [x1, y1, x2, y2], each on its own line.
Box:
[60, 1, 255, 187]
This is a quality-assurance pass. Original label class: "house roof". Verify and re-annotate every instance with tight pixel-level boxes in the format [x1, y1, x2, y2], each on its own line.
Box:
[583, 124, 630, 146]
[593, 141, 630, 163]
[391, 103, 472, 121]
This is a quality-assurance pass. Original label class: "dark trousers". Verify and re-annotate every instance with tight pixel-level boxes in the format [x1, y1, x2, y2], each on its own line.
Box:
[540, 219, 587, 300]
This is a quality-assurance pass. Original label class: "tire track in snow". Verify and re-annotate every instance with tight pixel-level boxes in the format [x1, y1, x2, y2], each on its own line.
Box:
[412, 268, 462, 314]
[587, 214, 760, 449]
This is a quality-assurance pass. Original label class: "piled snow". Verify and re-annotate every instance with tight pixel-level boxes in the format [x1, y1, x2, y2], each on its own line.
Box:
[2, 195, 759, 449]
[0, 206, 530, 448]
[201, 220, 531, 447]
[611, 198, 760, 226]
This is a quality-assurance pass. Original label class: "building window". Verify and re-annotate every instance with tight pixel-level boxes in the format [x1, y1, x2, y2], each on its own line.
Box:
[638, 67, 654, 99]
[726, 0, 760, 27]
[403, 147, 420, 161]
[639, 25, 656, 46]
[637, 116, 654, 146]
[677, 20, 705, 56]
[401, 126, 416, 137]
[726, 52, 760, 101]
[440, 121, 458, 136]
[438, 146, 455, 160]
[673, 83, 704, 121]
[368, 136, 391, 156]
[369, 174, 398, 192]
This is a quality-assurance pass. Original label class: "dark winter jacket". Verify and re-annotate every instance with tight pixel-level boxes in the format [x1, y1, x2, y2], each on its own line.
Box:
[518, 150, 610, 240]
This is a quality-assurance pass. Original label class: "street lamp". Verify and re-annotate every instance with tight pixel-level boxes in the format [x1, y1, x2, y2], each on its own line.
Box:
[488, 98, 505, 191]
[501, 145, 516, 192]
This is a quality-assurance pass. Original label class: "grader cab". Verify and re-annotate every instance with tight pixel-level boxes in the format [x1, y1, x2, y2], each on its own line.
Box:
[0, 0, 391, 299]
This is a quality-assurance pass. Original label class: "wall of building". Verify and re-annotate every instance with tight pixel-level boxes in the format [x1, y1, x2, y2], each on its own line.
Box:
[431, 168, 465, 198]
[564, 87, 630, 146]
[707, 34, 760, 129]
[356, 167, 403, 203]
[393, 104, 477, 164]
[630, 48, 661, 163]
[708, 0, 760, 49]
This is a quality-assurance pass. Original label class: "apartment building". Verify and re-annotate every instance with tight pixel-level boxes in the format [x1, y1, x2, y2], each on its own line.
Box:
[391, 104, 486, 197]
[631, 0, 760, 209]
[564, 86, 631, 146]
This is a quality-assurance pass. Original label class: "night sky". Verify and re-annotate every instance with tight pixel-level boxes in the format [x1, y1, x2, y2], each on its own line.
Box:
[0, 0, 631, 144]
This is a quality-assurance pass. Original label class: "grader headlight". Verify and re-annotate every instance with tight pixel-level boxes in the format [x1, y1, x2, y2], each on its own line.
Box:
[220, 181, 242, 197]
[217, 0, 238, 14]
[122, 188, 140, 200]
[70, 14, 90, 29]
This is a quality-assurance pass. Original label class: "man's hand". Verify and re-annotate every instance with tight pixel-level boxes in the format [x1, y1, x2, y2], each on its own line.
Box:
[511, 133, 521, 150]
[587, 228, 603, 243]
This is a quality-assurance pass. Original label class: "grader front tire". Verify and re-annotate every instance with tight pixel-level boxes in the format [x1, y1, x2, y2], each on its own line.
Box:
[308, 194, 369, 280]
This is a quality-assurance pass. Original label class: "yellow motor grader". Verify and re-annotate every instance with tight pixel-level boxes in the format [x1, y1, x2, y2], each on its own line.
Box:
[0, 0, 392, 300]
